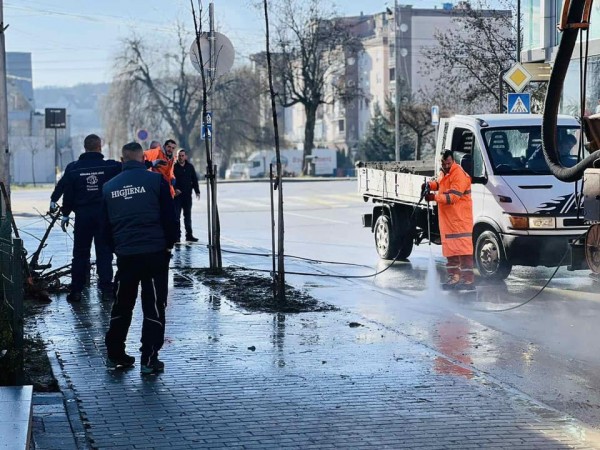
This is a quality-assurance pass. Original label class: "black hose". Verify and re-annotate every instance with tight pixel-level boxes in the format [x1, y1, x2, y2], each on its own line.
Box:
[542, 0, 600, 182]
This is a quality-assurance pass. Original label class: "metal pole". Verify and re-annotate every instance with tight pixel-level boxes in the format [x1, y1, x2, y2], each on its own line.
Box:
[394, 0, 401, 162]
[269, 164, 276, 300]
[516, 0, 521, 63]
[54, 128, 58, 181]
[0, 0, 8, 192]
[498, 68, 509, 113]
[205, 173, 213, 267]
[212, 164, 221, 268]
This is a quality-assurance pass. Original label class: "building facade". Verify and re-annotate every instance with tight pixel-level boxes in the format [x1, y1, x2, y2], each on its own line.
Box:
[7, 52, 73, 184]
[521, 0, 600, 112]
[252, 3, 511, 160]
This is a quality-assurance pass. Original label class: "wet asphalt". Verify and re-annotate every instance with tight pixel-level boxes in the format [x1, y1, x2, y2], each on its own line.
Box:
[12, 184, 600, 449]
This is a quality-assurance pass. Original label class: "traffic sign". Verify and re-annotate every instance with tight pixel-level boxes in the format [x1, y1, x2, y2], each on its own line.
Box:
[45, 108, 66, 129]
[507, 93, 531, 114]
[431, 105, 440, 126]
[136, 129, 149, 141]
[521, 62, 552, 82]
[503, 63, 532, 93]
[189, 32, 235, 79]
[201, 112, 212, 140]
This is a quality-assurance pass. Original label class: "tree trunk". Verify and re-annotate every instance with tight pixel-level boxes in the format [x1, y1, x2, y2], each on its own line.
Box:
[31, 152, 36, 186]
[303, 104, 317, 175]
[415, 133, 422, 160]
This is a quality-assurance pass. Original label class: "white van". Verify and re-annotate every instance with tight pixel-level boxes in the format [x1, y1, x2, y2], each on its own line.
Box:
[358, 114, 588, 279]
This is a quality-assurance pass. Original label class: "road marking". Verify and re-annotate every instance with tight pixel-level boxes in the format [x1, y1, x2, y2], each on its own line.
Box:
[284, 211, 350, 224]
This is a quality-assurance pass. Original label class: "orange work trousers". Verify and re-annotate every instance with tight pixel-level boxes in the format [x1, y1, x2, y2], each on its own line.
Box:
[446, 255, 474, 283]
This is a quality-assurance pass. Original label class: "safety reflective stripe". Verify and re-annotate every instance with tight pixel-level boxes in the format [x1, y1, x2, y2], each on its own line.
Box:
[446, 265, 459, 269]
[447, 189, 463, 197]
[445, 232, 473, 239]
[445, 194, 451, 204]
[464, 189, 471, 195]
[460, 268, 474, 272]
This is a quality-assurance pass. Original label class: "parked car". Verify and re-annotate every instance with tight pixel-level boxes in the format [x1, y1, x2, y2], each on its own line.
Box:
[225, 163, 248, 180]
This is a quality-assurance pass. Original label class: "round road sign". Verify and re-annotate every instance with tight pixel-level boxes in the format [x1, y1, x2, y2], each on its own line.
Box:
[137, 129, 149, 141]
[189, 32, 235, 79]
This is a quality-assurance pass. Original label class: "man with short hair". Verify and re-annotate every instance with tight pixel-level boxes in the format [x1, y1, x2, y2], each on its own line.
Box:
[163, 139, 177, 160]
[173, 149, 200, 242]
[423, 150, 475, 290]
[102, 142, 178, 374]
[60, 134, 121, 302]
[144, 140, 176, 197]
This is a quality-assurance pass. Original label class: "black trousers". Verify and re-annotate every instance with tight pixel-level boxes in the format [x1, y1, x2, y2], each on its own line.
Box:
[105, 251, 170, 365]
[174, 193, 193, 239]
[72, 208, 113, 292]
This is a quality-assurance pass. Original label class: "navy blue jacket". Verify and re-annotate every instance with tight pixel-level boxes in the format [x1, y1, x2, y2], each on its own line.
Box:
[173, 161, 200, 196]
[101, 161, 178, 256]
[61, 152, 122, 216]
[50, 161, 76, 203]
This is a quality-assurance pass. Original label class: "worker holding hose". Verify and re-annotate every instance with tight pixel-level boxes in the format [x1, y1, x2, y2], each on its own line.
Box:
[422, 150, 475, 290]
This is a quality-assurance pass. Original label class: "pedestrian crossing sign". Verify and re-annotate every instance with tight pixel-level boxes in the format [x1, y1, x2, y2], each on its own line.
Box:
[507, 93, 531, 114]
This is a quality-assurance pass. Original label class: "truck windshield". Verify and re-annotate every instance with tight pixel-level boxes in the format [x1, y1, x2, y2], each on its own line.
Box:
[481, 126, 580, 175]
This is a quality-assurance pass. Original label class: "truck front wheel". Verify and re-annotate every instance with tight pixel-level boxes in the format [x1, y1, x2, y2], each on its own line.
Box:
[474, 230, 512, 280]
[374, 215, 399, 260]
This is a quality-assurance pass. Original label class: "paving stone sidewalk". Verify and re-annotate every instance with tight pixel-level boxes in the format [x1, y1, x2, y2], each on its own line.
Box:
[21, 241, 598, 450]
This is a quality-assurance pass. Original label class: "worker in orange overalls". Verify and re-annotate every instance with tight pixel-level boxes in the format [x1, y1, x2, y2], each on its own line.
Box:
[144, 140, 176, 197]
[423, 149, 475, 290]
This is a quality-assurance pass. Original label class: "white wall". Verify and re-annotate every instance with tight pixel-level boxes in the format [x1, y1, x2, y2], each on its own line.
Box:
[9, 136, 56, 184]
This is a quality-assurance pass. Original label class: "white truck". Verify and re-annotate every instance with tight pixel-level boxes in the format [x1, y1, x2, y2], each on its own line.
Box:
[358, 114, 589, 279]
[246, 149, 337, 178]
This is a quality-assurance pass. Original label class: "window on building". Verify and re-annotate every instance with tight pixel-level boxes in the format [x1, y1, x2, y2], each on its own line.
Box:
[523, 0, 541, 51]
[338, 120, 345, 133]
[389, 68, 395, 81]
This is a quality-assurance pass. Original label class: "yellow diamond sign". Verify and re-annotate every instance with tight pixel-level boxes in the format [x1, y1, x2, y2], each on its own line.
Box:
[503, 63, 532, 93]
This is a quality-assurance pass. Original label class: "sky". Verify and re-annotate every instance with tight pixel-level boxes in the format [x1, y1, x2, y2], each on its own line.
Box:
[5, 0, 477, 88]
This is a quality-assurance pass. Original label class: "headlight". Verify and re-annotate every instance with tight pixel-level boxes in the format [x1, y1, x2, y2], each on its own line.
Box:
[509, 216, 528, 229]
[528, 216, 556, 229]
[508, 216, 556, 229]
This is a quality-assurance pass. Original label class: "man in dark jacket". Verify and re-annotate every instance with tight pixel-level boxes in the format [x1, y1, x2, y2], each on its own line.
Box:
[173, 148, 200, 242]
[102, 142, 178, 374]
[60, 134, 121, 302]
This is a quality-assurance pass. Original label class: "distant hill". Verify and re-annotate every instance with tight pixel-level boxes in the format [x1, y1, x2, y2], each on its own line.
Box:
[34, 83, 110, 137]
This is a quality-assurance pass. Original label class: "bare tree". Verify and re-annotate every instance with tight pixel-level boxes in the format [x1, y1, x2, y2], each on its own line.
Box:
[109, 24, 204, 153]
[420, 0, 515, 113]
[273, 0, 361, 173]
[206, 66, 274, 173]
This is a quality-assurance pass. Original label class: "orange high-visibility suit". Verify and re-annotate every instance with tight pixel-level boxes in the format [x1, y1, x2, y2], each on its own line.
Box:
[144, 147, 176, 197]
[428, 161, 474, 283]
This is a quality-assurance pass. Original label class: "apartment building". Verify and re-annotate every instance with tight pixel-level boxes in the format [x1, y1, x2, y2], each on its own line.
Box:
[252, 3, 511, 158]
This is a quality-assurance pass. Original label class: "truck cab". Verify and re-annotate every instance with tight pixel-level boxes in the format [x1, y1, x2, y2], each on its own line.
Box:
[441, 114, 588, 278]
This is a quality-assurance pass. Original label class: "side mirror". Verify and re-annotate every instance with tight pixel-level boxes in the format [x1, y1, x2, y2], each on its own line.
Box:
[472, 175, 488, 185]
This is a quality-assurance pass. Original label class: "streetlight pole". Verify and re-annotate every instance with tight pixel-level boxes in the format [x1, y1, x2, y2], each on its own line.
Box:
[394, 0, 401, 162]
[516, 0, 521, 63]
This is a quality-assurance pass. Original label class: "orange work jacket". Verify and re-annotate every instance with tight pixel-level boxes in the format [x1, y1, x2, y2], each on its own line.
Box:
[428, 162, 473, 257]
[144, 147, 176, 197]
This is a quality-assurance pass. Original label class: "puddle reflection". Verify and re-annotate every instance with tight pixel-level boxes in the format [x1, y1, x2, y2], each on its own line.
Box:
[432, 319, 474, 379]
[272, 313, 286, 367]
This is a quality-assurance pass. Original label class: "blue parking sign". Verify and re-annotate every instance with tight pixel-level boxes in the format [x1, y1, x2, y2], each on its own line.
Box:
[201, 112, 212, 140]
[507, 93, 531, 114]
